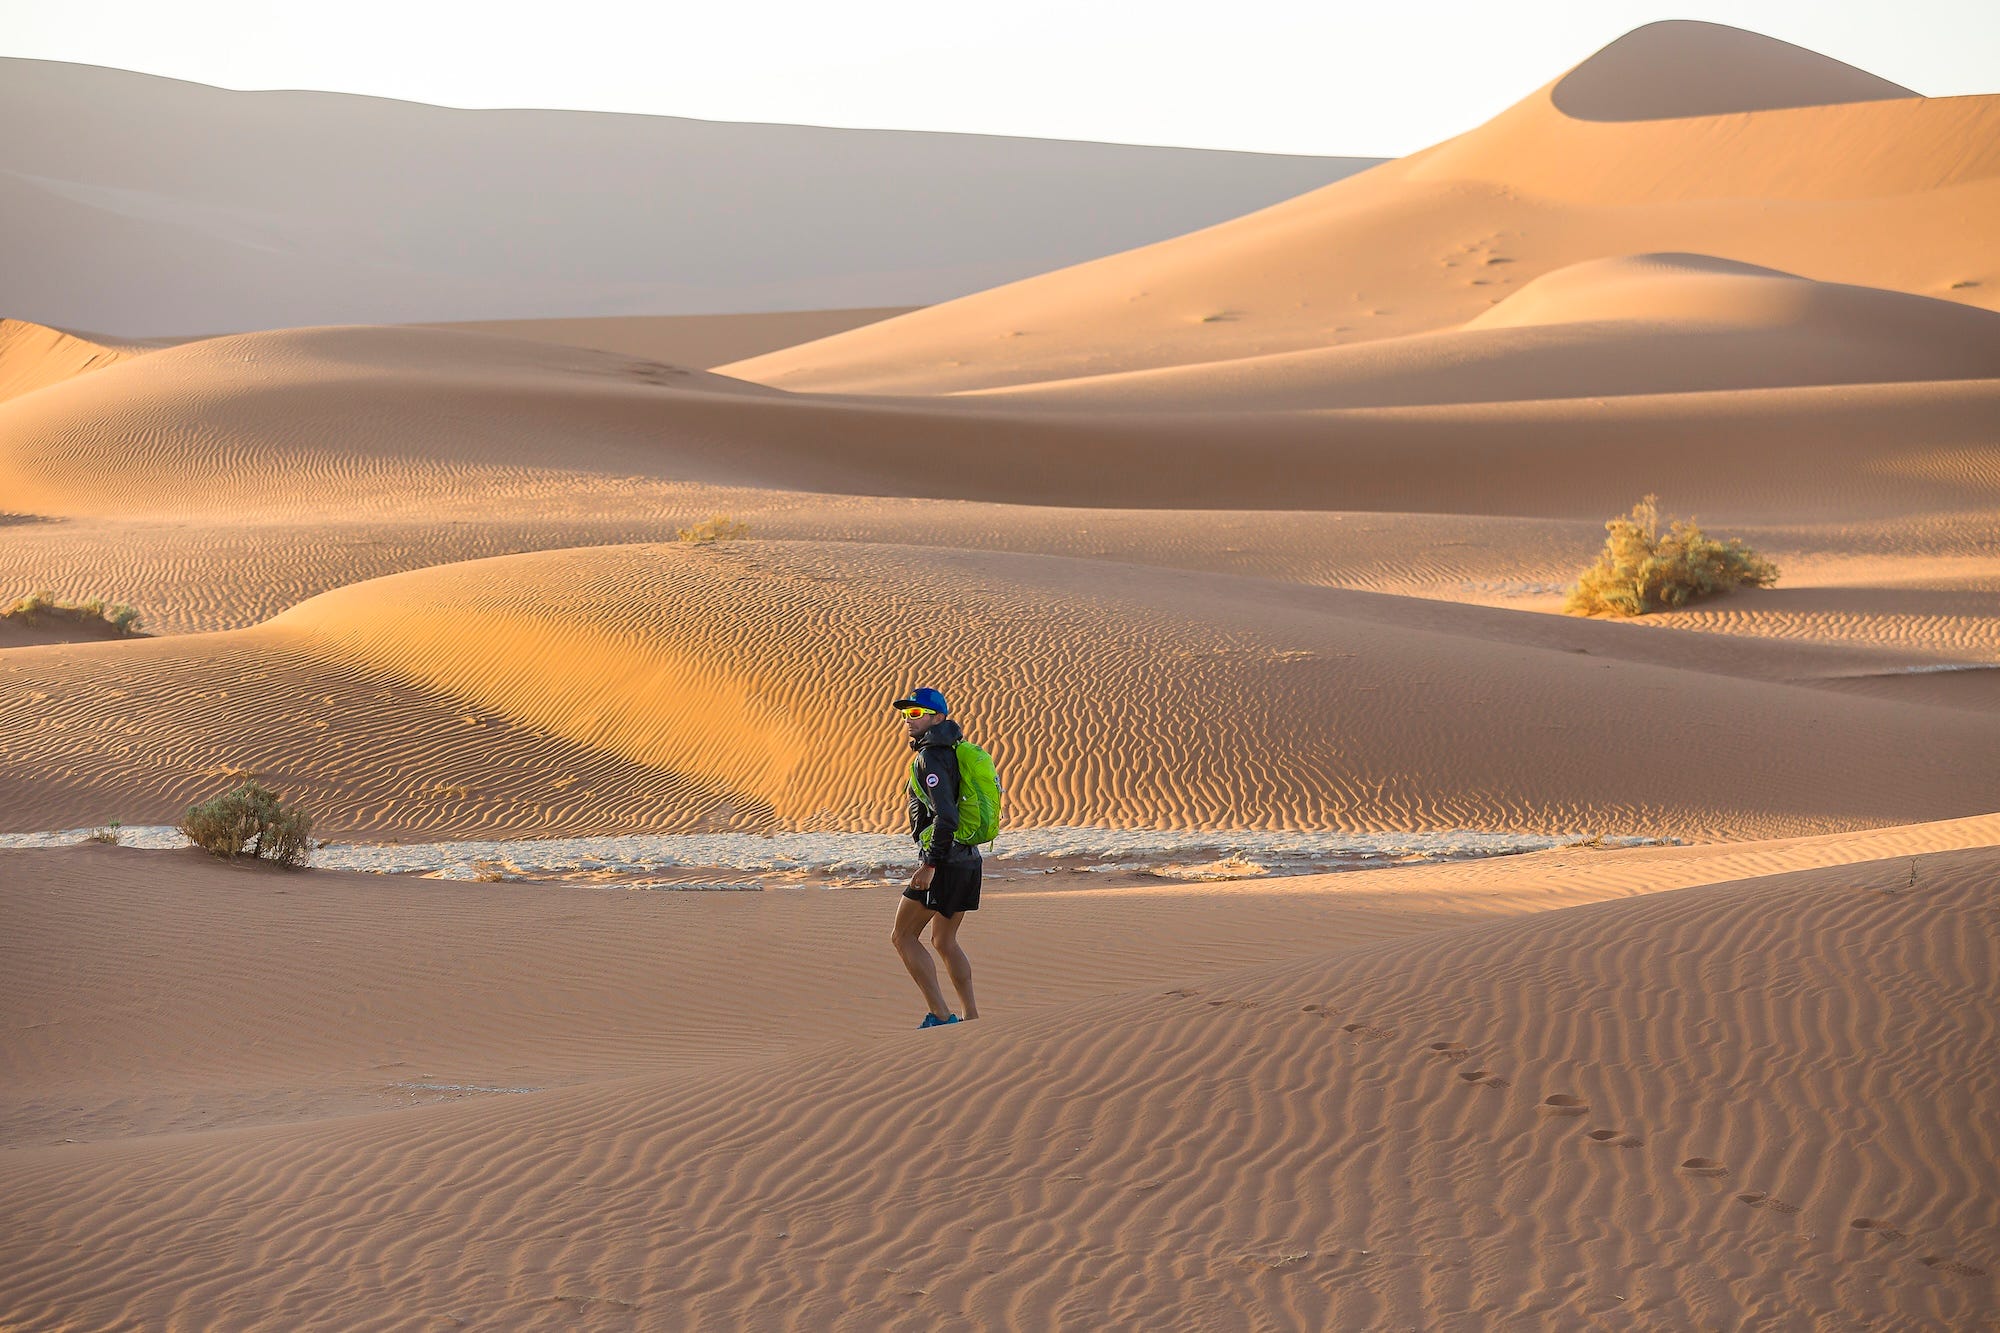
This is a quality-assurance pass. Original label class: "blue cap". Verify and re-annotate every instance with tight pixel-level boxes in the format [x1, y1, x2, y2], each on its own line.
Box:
[892, 686, 949, 715]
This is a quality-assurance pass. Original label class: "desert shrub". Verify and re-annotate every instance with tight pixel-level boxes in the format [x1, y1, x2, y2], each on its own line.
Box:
[676, 514, 750, 543]
[85, 821, 123, 845]
[180, 780, 315, 868]
[1566, 495, 1778, 617]
[4, 590, 143, 636]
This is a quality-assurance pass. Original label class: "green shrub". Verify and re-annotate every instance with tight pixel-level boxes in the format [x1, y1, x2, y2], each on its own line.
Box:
[676, 514, 750, 543]
[180, 781, 315, 868]
[1566, 495, 1778, 617]
[4, 590, 143, 636]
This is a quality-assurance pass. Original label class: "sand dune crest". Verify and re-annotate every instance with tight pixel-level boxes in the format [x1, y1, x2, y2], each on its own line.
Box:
[0, 318, 142, 406]
[1549, 20, 1918, 121]
[1464, 251, 2000, 335]
[973, 253, 2000, 410]
[726, 24, 1999, 395]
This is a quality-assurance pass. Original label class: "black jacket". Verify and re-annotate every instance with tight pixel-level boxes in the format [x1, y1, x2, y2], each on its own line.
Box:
[908, 718, 978, 868]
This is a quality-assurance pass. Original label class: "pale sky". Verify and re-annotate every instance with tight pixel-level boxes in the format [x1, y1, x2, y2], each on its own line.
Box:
[3, 0, 1995, 156]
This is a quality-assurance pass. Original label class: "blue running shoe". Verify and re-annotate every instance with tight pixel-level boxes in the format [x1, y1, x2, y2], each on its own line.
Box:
[919, 1013, 961, 1029]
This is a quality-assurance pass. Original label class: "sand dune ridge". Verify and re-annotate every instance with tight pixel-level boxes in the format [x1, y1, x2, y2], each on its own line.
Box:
[1549, 19, 1918, 121]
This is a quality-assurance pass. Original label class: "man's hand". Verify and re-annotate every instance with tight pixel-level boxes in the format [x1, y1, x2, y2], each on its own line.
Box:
[910, 864, 935, 891]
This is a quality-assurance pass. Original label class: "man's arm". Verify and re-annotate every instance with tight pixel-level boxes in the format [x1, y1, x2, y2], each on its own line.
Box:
[917, 746, 960, 866]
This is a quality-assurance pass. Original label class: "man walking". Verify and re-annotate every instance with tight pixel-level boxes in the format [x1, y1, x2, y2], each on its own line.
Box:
[890, 687, 981, 1028]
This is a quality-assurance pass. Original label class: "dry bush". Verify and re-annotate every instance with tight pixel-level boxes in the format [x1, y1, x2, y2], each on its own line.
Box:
[4, 590, 143, 636]
[676, 514, 750, 543]
[85, 821, 123, 846]
[180, 780, 315, 868]
[1566, 495, 1778, 617]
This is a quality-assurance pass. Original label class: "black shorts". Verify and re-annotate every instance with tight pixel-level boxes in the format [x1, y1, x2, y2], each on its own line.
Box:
[904, 855, 982, 917]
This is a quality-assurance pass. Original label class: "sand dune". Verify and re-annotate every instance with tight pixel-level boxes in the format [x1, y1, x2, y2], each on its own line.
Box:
[967, 254, 2000, 410]
[5, 540, 1998, 841]
[1463, 252, 1974, 331]
[1643, 574, 2000, 665]
[0, 318, 141, 406]
[417, 307, 918, 368]
[0, 323, 782, 519]
[3, 819, 1993, 1327]
[725, 22, 1999, 395]
[25, 817, 1851, 1147]
[3, 497, 1993, 653]
[0, 58, 1376, 336]
[1548, 20, 1917, 120]
[1, 20, 1994, 853]
[4, 315, 1995, 524]
[3, 19, 1998, 1330]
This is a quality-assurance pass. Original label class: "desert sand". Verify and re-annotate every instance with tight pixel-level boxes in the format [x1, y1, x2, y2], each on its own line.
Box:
[2, 18, 1997, 1329]
[417, 308, 918, 369]
[4, 820, 1996, 1327]
[0, 60, 1375, 335]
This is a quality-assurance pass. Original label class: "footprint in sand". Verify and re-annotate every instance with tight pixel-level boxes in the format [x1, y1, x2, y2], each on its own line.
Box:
[1427, 1041, 1472, 1062]
[1457, 1068, 1509, 1088]
[1540, 1094, 1589, 1118]
[1680, 1158, 1730, 1178]
[1920, 1254, 1988, 1277]
[1586, 1128, 1643, 1147]
[1736, 1191, 1801, 1214]
[1850, 1217, 1907, 1241]
[1340, 1021, 1395, 1041]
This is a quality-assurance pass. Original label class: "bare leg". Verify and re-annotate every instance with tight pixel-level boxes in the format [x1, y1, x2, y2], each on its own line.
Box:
[930, 911, 978, 1020]
[892, 895, 953, 1019]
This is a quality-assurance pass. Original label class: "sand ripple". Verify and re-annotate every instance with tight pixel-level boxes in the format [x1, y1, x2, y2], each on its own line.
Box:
[8, 541, 1998, 841]
[2, 823, 1993, 1328]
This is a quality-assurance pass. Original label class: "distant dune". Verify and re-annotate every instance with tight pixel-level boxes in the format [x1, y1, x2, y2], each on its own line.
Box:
[1549, 20, 1917, 119]
[0, 59, 1377, 336]
[417, 307, 917, 368]
[3, 314, 1996, 525]
[965, 254, 2000, 410]
[724, 21, 1999, 395]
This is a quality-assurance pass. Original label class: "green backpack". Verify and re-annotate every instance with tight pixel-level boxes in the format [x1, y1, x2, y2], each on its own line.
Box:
[910, 741, 1003, 848]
